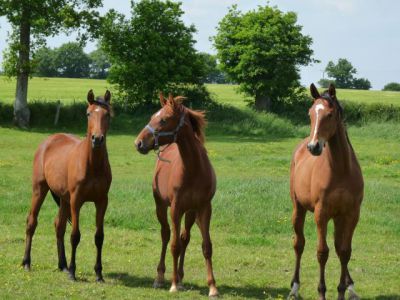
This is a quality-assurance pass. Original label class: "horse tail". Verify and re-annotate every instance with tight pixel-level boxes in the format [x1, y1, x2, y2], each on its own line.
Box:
[50, 190, 71, 224]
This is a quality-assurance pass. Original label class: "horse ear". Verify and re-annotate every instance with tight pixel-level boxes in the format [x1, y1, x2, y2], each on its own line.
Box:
[159, 92, 167, 107]
[328, 83, 336, 98]
[104, 90, 111, 103]
[87, 89, 95, 104]
[310, 83, 320, 99]
[167, 93, 176, 108]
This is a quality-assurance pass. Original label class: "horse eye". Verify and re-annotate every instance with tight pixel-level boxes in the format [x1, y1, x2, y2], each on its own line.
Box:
[160, 118, 167, 125]
[86, 112, 91, 117]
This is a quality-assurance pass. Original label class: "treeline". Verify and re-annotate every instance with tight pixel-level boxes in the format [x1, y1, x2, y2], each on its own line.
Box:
[32, 42, 229, 83]
[33, 43, 110, 79]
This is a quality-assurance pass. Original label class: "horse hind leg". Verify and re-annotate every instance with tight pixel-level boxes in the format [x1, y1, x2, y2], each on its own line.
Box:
[178, 210, 196, 286]
[334, 214, 360, 300]
[197, 203, 218, 298]
[288, 203, 306, 300]
[54, 197, 70, 272]
[22, 180, 49, 270]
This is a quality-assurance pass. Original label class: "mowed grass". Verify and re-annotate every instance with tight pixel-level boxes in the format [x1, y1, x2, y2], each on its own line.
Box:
[1, 76, 400, 107]
[0, 79, 400, 299]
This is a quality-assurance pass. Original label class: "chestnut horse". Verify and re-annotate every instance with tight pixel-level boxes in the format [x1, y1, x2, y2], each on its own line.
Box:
[22, 90, 112, 282]
[135, 93, 218, 297]
[288, 84, 363, 300]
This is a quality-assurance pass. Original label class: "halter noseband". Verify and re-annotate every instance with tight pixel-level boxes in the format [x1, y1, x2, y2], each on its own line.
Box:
[145, 113, 185, 151]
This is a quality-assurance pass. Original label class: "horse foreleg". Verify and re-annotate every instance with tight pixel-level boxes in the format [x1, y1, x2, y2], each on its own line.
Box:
[54, 199, 70, 272]
[169, 205, 183, 293]
[198, 203, 219, 298]
[94, 199, 108, 282]
[315, 210, 329, 300]
[334, 213, 360, 300]
[288, 202, 306, 300]
[68, 198, 82, 281]
[153, 203, 170, 288]
[178, 210, 196, 284]
[22, 182, 48, 270]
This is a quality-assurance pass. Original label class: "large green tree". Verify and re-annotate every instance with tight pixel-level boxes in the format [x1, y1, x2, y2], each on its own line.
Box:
[325, 58, 356, 89]
[100, 0, 204, 105]
[213, 5, 315, 110]
[0, 0, 102, 127]
[54, 42, 91, 78]
[324, 58, 371, 90]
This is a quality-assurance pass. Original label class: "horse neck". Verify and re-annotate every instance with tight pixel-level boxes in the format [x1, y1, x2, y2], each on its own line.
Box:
[176, 125, 206, 175]
[84, 133, 108, 174]
[326, 121, 353, 173]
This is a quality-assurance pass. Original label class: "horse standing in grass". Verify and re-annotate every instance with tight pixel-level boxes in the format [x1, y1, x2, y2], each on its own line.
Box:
[135, 93, 219, 297]
[22, 90, 112, 282]
[288, 84, 363, 300]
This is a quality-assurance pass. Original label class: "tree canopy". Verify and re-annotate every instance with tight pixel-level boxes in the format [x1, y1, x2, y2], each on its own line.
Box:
[0, 0, 103, 127]
[382, 82, 400, 92]
[323, 58, 371, 90]
[100, 0, 205, 105]
[213, 5, 315, 110]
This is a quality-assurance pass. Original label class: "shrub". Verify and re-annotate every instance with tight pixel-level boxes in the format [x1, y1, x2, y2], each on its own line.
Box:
[382, 82, 400, 91]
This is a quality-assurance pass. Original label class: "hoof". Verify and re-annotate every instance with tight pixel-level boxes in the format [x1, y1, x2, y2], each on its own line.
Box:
[209, 286, 219, 298]
[153, 279, 164, 289]
[96, 277, 105, 283]
[287, 282, 300, 300]
[347, 285, 360, 300]
[22, 264, 31, 271]
[169, 285, 179, 293]
[69, 273, 77, 281]
[169, 283, 184, 293]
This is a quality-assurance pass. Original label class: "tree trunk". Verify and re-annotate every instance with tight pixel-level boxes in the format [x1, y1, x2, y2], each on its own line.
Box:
[255, 93, 271, 111]
[13, 8, 31, 128]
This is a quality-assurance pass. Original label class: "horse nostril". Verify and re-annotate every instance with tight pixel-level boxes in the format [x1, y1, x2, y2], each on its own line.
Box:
[92, 134, 95, 141]
[100, 135, 104, 143]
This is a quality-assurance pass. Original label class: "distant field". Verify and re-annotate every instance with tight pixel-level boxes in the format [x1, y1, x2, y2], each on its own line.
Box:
[1, 77, 400, 107]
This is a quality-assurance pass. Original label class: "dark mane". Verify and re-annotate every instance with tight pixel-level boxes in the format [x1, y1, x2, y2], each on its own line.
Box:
[185, 107, 206, 145]
[320, 91, 354, 152]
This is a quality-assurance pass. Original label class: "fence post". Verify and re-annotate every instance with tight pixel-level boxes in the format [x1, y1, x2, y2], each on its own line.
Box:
[54, 100, 61, 126]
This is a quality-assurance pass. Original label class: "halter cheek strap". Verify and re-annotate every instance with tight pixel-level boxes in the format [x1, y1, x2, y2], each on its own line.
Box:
[145, 113, 185, 150]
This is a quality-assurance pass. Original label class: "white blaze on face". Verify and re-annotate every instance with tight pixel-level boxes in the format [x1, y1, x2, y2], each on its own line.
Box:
[311, 103, 325, 143]
[155, 109, 163, 118]
[94, 107, 100, 112]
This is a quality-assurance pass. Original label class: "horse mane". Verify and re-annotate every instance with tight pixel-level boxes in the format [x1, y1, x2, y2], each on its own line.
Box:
[185, 107, 207, 145]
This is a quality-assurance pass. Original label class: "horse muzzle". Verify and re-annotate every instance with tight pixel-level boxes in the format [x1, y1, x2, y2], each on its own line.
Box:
[91, 134, 104, 149]
[135, 139, 150, 155]
[307, 141, 323, 156]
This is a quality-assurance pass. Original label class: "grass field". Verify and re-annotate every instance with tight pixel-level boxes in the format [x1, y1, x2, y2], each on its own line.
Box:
[0, 78, 399, 299]
[1, 76, 400, 107]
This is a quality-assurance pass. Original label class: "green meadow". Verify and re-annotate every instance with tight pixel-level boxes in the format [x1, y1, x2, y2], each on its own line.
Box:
[0, 78, 399, 299]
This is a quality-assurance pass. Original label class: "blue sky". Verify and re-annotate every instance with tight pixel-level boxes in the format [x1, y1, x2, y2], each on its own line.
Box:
[0, 0, 399, 89]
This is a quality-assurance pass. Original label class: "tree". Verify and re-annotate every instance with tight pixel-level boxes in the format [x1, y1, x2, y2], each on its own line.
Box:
[89, 48, 111, 79]
[213, 5, 314, 110]
[197, 52, 229, 84]
[323, 58, 372, 90]
[318, 78, 336, 88]
[100, 0, 205, 105]
[325, 58, 356, 88]
[32, 47, 57, 77]
[53, 42, 91, 78]
[0, 0, 103, 127]
[382, 82, 400, 91]
[352, 78, 371, 90]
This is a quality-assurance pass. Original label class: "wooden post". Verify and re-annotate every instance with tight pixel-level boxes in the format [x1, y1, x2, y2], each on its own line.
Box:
[54, 100, 61, 126]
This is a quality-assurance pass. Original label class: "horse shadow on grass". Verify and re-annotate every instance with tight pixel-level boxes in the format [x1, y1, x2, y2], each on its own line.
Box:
[364, 296, 400, 300]
[107, 272, 291, 299]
